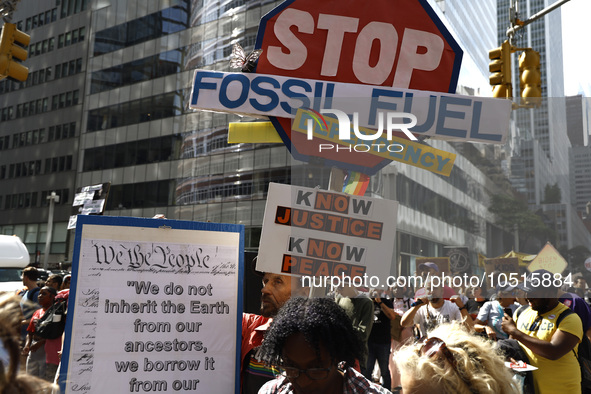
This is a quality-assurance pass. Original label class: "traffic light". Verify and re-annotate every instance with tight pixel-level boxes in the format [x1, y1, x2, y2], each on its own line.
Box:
[519, 48, 541, 107]
[0, 23, 30, 82]
[489, 40, 513, 98]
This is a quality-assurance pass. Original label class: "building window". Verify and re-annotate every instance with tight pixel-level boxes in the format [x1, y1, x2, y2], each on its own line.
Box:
[87, 90, 186, 132]
[93, 5, 189, 56]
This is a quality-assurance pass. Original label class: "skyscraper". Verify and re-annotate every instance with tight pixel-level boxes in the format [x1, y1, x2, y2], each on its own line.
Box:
[435, 0, 496, 77]
[0, 1, 86, 260]
[495, 0, 591, 251]
[1, 0, 300, 263]
[570, 145, 591, 215]
[2, 0, 569, 268]
[566, 94, 590, 147]
[497, 0, 571, 206]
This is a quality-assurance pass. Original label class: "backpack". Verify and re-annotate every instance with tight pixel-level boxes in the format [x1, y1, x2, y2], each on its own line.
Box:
[35, 300, 66, 340]
[19, 287, 41, 321]
[27, 287, 41, 301]
[577, 334, 591, 392]
[514, 305, 591, 391]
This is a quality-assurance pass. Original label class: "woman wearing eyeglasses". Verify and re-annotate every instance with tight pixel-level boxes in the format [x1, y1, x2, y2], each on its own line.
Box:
[257, 297, 392, 394]
[394, 323, 519, 394]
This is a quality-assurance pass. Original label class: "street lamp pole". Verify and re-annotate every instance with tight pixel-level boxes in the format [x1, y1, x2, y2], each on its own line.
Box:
[506, 0, 571, 39]
[43, 191, 59, 270]
[513, 223, 519, 253]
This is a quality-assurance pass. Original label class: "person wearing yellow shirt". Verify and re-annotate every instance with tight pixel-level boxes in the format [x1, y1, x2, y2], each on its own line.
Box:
[502, 269, 583, 394]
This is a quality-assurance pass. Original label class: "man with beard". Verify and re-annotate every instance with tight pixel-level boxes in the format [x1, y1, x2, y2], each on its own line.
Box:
[501, 269, 583, 394]
[241, 257, 308, 394]
[400, 278, 472, 339]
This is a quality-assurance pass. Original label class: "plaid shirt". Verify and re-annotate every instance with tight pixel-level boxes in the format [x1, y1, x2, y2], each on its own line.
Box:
[258, 366, 392, 394]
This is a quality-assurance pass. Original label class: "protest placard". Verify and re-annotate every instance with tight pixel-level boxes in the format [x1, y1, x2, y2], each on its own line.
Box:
[256, 183, 397, 283]
[527, 242, 567, 273]
[60, 215, 244, 394]
[484, 257, 520, 290]
[484, 257, 520, 277]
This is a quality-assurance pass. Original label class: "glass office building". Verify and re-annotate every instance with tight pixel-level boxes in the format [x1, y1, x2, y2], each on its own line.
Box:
[0, 0, 331, 263]
[0, 0, 88, 258]
[2, 0, 575, 269]
[494, 0, 591, 251]
[497, 0, 571, 205]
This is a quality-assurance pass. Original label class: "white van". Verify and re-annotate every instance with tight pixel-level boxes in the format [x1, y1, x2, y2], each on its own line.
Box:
[0, 235, 30, 293]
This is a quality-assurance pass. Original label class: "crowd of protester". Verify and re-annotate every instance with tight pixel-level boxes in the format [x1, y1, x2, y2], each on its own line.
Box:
[242, 258, 591, 394]
[12, 266, 70, 390]
[8, 257, 591, 393]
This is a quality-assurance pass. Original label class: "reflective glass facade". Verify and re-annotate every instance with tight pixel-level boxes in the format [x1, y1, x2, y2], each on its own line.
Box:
[86, 90, 186, 131]
[93, 5, 189, 56]
[90, 49, 185, 94]
[1, 0, 588, 267]
[79, 0, 296, 252]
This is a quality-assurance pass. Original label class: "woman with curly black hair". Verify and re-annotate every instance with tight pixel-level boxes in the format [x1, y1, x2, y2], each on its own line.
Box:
[257, 297, 391, 394]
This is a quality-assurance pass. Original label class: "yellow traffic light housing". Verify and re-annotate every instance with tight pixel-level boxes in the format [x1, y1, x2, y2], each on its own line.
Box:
[519, 49, 541, 107]
[0, 23, 30, 82]
[489, 40, 514, 98]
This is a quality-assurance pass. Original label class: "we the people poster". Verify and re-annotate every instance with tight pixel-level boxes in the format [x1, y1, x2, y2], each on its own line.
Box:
[60, 215, 244, 394]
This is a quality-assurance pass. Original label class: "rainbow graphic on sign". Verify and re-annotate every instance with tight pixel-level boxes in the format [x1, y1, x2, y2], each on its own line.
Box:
[302, 108, 328, 132]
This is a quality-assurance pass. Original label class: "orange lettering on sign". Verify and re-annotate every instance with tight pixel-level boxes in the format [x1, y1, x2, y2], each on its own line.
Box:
[280, 254, 365, 278]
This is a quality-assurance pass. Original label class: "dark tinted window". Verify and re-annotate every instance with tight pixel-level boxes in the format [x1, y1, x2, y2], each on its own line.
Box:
[94, 5, 189, 56]
[106, 180, 174, 210]
[91, 49, 184, 94]
[83, 135, 182, 171]
[87, 90, 186, 132]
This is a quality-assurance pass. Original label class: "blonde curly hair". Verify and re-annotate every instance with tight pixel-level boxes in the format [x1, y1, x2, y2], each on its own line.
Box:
[394, 322, 520, 394]
[0, 294, 56, 394]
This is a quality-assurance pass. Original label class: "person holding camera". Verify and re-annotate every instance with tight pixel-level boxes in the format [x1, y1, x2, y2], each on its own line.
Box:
[473, 285, 518, 340]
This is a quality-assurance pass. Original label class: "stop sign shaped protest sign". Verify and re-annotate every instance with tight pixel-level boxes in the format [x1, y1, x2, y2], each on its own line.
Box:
[254, 0, 463, 174]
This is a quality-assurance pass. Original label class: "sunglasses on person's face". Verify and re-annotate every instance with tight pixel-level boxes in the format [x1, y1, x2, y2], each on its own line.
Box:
[419, 337, 476, 392]
[419, 337, 457, 367]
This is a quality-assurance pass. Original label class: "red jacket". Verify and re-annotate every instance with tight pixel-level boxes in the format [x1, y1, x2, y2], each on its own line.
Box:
[241, 313, 272, 391]
[241, 313, 271, 367]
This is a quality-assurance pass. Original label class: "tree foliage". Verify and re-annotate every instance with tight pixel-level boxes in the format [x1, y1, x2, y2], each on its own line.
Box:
[564, 245, 591, 268]
[488, 193, 555, 248]
[488, 194, 527, 230]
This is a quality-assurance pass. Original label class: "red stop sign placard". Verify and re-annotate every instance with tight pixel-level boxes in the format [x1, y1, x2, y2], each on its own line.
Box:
[254, 0, 463, 173]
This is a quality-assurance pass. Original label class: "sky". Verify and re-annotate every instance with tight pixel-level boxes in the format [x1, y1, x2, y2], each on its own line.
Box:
[561, 0, 591, 96]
